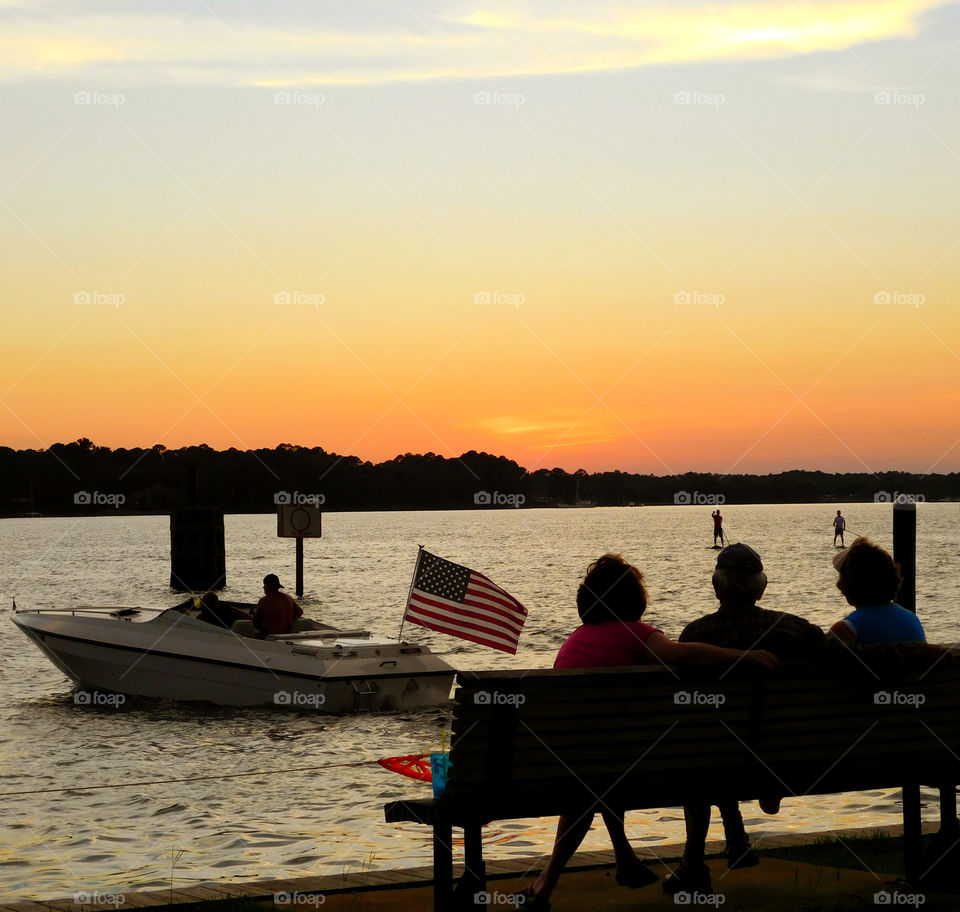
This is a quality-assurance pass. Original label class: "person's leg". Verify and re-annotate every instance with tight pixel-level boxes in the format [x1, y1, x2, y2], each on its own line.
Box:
[599, 809, 658, 887]
[717, 802, 758, 868]
[664, 804, 713, 894]
[530, 812, 595, 901]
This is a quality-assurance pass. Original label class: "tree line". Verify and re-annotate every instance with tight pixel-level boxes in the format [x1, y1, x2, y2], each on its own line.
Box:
[0, 438, 956, 515]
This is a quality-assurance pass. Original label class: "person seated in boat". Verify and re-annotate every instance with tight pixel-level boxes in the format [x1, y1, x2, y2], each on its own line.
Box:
[195, 591, 251, 629]
[253, 573, 303, 636]
[522, 553, 780, 910]
[829, 538, 925, 644]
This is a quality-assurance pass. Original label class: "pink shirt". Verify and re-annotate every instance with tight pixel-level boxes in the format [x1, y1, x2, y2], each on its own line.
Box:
[554, 620, 661, 669]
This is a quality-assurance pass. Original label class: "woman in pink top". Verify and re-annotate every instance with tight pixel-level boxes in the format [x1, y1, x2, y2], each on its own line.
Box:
[524, 554, 779, 910]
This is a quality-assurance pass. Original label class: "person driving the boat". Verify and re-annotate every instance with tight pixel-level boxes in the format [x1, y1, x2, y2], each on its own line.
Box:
[196, 591, 252, 629]
[253, 574, 303, 636]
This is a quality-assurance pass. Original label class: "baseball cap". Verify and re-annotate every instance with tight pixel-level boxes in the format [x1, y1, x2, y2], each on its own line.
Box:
[263, 573, 283, 589]
[716, 543, 764, 574]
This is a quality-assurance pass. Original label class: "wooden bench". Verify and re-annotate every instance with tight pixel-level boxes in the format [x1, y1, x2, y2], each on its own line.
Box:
[384, 657, 960, 910]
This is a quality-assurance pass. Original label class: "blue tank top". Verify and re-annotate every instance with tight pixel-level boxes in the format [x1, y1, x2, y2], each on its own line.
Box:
[843, 602, 926, 644]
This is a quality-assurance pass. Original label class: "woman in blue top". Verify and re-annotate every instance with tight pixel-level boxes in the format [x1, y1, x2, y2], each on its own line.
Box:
[828, 538, 926, 644]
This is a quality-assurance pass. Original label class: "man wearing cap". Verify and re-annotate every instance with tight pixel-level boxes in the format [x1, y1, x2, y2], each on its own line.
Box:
[664, 543, 826, 896]
[253, 574, 303, 636]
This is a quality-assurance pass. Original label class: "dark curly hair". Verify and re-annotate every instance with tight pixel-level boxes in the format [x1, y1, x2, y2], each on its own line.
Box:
[576, 553, 647, 624]
[836, 537, 903, 607]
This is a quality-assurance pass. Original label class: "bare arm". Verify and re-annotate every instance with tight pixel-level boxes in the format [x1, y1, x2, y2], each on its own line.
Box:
[828, 619, 857, 643]
[643, 632, 780, 670]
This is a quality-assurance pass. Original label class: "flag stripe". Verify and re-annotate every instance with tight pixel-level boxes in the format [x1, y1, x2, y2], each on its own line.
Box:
[408, 594, 524, 638]
[404, 611, 519, 653]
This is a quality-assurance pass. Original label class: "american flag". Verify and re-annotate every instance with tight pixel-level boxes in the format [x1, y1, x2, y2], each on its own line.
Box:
[403, 550, 528, 654]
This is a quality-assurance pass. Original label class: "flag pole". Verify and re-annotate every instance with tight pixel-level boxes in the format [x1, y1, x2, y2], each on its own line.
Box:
[397, 545, 424, 642]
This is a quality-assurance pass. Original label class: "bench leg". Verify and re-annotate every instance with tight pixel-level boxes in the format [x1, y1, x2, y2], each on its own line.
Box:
[433, 817, 454, 912]
[902, 783, 922, 884]
[917, 784, 960, 888]
[452, 823, 486, 909]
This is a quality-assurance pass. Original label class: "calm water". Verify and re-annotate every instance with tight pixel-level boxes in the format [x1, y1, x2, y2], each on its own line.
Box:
[1, 504, 958, 900]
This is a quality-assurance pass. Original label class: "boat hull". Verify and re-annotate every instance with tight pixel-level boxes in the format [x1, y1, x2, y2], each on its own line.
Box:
[13, 609, 455, 712]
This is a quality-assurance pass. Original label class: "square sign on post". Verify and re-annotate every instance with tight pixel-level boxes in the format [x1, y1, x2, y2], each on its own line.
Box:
[277, 505, 322, 597]
[277, 505, 323, 538]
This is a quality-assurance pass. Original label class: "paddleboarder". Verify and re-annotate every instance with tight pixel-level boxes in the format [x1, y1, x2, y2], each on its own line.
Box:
[712, 509, 725, 547]
[833, 510, 846, 547]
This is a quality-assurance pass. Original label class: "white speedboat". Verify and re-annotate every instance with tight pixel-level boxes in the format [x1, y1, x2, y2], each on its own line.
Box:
[12, 603, 456, 712]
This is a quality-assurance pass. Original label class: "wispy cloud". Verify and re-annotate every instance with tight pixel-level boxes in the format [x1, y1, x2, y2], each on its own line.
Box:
[0, 1, 947, 86]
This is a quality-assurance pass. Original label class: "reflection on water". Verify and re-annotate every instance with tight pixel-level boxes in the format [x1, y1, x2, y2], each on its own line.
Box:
[0, 504, 957, 898]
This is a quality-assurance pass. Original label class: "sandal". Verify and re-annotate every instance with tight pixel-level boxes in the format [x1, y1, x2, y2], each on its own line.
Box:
[519, 883, 551, 911]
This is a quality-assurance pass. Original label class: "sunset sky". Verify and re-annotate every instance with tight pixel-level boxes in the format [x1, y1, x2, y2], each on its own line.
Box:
[1, 0, 958, 474]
